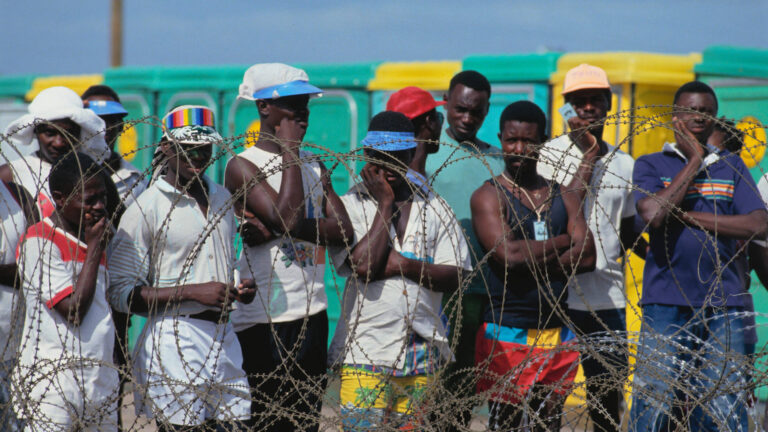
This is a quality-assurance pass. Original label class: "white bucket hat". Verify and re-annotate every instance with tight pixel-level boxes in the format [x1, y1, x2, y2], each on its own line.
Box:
[4, 86, 110, 162]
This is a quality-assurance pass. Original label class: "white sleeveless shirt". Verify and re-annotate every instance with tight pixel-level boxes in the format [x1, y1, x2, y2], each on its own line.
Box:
[231, 147, 328, 329]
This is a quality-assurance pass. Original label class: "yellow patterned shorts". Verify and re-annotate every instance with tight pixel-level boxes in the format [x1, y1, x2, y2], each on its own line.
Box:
[339, 366, 433, 430]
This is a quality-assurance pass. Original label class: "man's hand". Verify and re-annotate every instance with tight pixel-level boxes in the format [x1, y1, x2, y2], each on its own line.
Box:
[383, 249, 409, 278]
[274, 117, 306, 152]
[361, 164, 395, 206]
[84, 213, 109, 249]
[240, 217, 274, 246]
[235, 200, 274, 246]
[185, 282, 239, 309]
[673, 116, 705, 162]
[567, 116, 598, 155]
[235, 279, 257, 304]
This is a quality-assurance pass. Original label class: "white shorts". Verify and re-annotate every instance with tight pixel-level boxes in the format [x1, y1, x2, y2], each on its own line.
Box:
[133, 316, 251, 426]
[22, 399, 117, 432]
[13, 362, 118, 431]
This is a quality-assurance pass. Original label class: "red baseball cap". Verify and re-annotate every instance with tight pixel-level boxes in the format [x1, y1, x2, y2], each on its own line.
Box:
[386, 86, 445, 119]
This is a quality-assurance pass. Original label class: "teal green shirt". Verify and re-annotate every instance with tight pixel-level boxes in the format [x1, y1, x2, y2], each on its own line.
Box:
[425, 129, 505, 294]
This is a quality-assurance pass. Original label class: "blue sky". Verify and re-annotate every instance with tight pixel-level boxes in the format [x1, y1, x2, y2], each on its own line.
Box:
[2, 0, 766, 76]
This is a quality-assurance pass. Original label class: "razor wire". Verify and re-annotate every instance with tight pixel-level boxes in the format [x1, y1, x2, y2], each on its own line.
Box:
[0, 105, 764, 431]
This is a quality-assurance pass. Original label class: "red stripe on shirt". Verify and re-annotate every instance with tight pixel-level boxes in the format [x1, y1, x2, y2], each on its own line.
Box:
[45, 285, 73, 309]
[16, 221, 106, 266]
[37, 193, 55, 219]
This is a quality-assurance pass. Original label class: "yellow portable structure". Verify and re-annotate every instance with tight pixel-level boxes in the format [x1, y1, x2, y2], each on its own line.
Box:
[26, 74, 103, 101]
[368, 60, 461, 91]
[551, 52, 701, 410]
[367, 60, 461, 121]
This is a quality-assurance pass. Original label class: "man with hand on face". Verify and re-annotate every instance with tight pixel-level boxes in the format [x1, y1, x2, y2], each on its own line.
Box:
[424, 70, 505, 429]
[471, 101, 596, 431]
[82, 85, 147, 208]
[109, 106, 255, 431]
[537, 64, 643, 432]
[15, 152, 119, 431]
[225, 63, 352, 432]
[329, 111, 470, 430]
[630, 82, 767, 432]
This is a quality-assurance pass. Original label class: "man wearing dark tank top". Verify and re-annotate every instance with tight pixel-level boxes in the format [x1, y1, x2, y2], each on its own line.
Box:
[470, 101, 596, 431]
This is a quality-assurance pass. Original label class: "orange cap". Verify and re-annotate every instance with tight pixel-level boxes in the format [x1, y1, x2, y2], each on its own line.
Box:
[562, 64, 611, 95]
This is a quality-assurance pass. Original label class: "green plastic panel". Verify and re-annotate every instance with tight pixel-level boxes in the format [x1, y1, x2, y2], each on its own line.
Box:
[695, 46, 768, 79]
[462, 52, 562, 82]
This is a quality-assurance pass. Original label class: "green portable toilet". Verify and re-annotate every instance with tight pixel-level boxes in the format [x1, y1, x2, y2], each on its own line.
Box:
[220, 61, 380, 345]
[463, 52, 562, 146]
[696, 46, 768, 398]
[103, 66, 163, 174]
[0, 75, 36, 159]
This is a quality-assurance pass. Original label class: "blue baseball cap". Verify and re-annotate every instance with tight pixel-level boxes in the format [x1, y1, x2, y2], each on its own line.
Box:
[85, 100, 128, 117]
[238, 63, 323, 101]
[361, 131, 417, 151]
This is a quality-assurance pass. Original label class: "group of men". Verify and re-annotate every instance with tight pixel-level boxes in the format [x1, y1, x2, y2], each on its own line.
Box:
[0, 60, 764, 432]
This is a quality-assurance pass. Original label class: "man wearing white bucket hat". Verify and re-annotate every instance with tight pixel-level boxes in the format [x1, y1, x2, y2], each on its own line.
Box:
[225, 63, 352, 431]
[109, 105, 255, 430]
[0, 86, 110, 219]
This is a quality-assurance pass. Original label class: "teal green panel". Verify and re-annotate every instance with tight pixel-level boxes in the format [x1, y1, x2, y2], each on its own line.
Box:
[462, 52, 562, 82]
[695, 46, 768, 79]
[293, 62, 381, 89]
[750, 275, 768, 400]
[700, 83, 768, 181]
[0, 74, 36, 100]
[128, 315, 147, 352]
[475, 84, 551, 148]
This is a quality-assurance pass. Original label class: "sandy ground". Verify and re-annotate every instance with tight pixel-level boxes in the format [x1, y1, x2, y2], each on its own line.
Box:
[118, 378, 593, 431]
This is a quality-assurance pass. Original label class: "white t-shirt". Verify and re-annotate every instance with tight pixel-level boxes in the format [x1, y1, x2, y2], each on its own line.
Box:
[538, 135, 636, 311]
[0, 182, 26, 363]
[328, 184, 472, 369]
[108, 177, 250, 425]
[230, 147, 328, 328]
[8, 156, 55, 218]
[108, 176, 239, 316]
[14, 218, 118, 424]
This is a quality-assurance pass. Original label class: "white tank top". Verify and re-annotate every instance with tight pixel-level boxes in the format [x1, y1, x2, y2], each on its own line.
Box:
[231, 146, 328, 328]
[0, 182, 27, 363]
